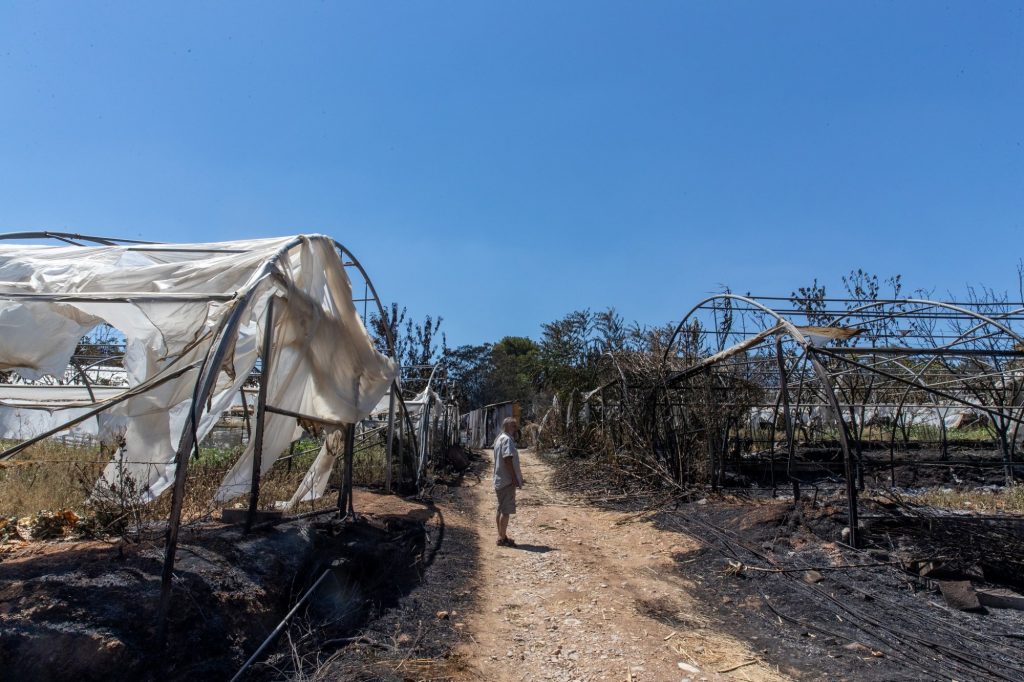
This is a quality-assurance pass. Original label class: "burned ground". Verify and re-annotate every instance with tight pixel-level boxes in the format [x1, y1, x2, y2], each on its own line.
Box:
[544, 448, 1024, 681]
[0, 501, 438, 681]
[651, 500, 1024, 681]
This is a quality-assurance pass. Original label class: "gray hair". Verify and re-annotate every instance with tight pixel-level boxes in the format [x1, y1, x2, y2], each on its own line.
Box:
[502, 417, 518, 430]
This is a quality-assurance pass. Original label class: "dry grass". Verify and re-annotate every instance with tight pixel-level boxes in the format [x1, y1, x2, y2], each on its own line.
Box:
[0, 435, 379, 531]
[0, 439, 108, 519]
[907, 484, 1024, 514]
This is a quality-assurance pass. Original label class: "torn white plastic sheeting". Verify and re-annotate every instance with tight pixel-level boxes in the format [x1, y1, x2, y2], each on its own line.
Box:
[214, 241, 398, 502]
[0, 385, 126, 404]
[0, 386, 126, 439]
[0, 235, 396, 503]
[405, 387, 440, 423]
[284, 427, 345, 508]
[0, 405, 99, 440]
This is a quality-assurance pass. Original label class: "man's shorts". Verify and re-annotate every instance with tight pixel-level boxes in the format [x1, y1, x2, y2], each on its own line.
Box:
[496, 484, 517, 515]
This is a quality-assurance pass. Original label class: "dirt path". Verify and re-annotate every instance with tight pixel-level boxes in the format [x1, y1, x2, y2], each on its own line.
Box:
[455, 449, 789, 682]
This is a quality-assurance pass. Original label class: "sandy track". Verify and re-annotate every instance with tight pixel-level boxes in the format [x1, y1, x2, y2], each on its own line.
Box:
[455, 448, 788, 682]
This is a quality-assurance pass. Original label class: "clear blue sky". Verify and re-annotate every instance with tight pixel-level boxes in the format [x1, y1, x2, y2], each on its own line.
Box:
[2, 2, 1021, 347]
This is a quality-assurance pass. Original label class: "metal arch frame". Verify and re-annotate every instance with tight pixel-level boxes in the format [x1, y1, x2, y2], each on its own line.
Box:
[827, 301, 1024, 479]
[0, 231, 156, 246]
[827, 299, 1024, 347]
[654, 294, 1024, 548]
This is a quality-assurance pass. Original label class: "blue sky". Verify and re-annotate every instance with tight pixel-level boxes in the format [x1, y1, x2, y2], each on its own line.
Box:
[1, 2, 1021, 347]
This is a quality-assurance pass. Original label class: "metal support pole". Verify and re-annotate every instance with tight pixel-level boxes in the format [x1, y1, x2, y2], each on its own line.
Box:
[157, 294, 259, 645]
[775, 335, 799, 502]
[246, 298, 274, 533]
[397, 404, 405, 489]
[440, 402, 449, 469]
[345, 423, 355, 516]
[418, 401, 431, 486]
[337, 423, 355, 517]
[808, 349, 859, 548]
[239, 388, 252, 444]
[384, 386, 396, 492]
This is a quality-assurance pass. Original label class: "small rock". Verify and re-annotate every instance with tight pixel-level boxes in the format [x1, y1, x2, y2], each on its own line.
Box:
[803, 570, 825, 584]
[436, 610, 450, 620]
[964, 564, 986, 581]
[939, 580, 983, 612]
[677, 661, 701, 673]
[977, 587, 1024, 611]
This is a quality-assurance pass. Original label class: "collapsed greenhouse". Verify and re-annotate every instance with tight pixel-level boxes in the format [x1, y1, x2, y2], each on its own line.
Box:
[0, 232, 459, 635]
[559, 293, 1024, 547]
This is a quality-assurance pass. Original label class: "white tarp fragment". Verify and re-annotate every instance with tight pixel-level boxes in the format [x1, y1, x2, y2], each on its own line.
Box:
[284, 427, 345, 508]
[0, 235, 397, 503]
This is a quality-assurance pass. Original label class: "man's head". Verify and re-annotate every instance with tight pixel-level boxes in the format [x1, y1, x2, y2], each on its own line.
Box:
[502, 417, 519, 436]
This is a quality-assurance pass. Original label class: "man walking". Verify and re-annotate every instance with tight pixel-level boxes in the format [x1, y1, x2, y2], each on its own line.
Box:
[493, 417, 524, 547]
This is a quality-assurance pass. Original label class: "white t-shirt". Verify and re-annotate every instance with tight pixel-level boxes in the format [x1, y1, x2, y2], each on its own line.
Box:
[492, 432, 524, 490]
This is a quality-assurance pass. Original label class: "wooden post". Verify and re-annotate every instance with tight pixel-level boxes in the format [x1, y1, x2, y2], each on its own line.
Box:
[246, 298, 274, 533]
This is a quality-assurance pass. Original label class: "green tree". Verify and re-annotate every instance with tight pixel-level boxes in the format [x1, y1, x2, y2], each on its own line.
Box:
[537, 309, 599, 398]
[444, 343, 494, 409]
[368, 303, 446, 367]
[488, 336, 540, 411]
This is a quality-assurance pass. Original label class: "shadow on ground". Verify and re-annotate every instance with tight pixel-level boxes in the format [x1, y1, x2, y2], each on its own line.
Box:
[261, 452, 487, 682]
[0, 468, 482, 682]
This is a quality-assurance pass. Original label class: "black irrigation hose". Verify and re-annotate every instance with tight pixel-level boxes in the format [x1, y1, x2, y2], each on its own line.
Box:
[748, 519, 1021, 680]
[676, 516, 945, 676]
[741, 522, 1021, 681]
[760, 595, 938, 679]
[665, 511, 1024, 681]
[229, 567, 335, 682]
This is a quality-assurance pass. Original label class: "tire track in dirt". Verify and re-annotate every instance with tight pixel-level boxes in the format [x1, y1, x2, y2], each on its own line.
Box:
[455, 448, 789, 682]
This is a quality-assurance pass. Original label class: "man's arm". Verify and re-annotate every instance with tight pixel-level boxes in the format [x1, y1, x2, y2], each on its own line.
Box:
[502, 455, 519, 487]
[505, 445, 524, 488]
